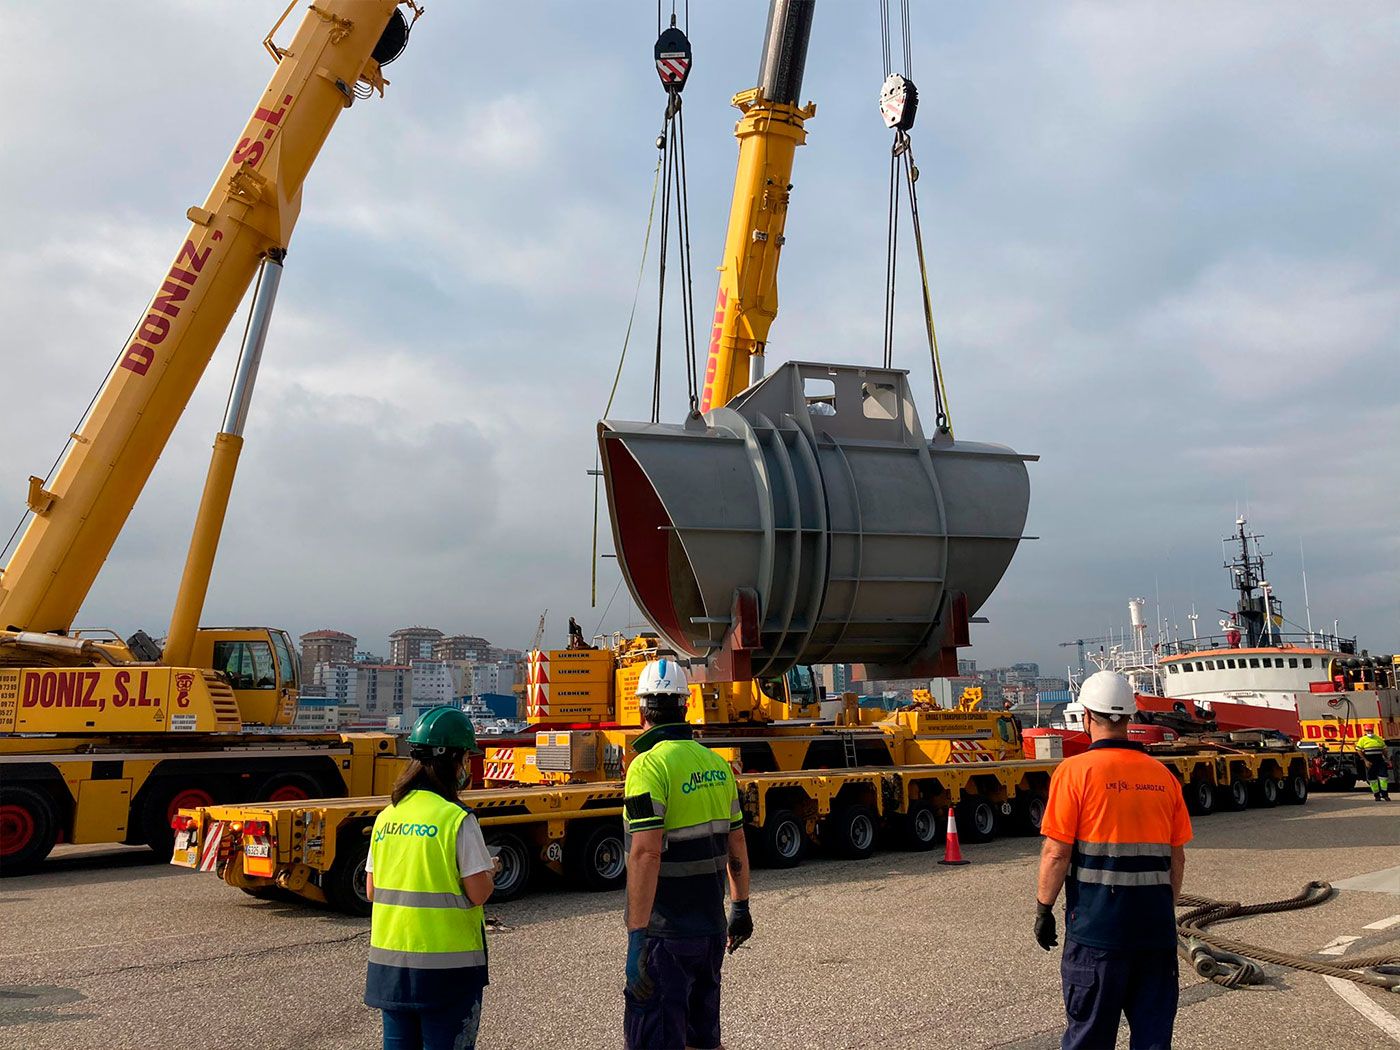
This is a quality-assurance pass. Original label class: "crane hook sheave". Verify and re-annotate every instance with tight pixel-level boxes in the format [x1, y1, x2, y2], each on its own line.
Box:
[371, 8, 413, 67]
[655, 25, 693, 93]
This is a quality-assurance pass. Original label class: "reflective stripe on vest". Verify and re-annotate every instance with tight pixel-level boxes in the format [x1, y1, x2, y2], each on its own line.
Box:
[369, 790, 485, 971]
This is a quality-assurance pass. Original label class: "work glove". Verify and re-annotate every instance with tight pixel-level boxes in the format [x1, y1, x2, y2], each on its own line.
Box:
[1034, 900, 1058, 951]
[727, 899, 753, 954]
[625, 928, 654, 1000]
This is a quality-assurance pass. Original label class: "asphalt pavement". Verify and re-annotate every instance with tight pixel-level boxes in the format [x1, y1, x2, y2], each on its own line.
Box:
[1, 792, 1397, 1050]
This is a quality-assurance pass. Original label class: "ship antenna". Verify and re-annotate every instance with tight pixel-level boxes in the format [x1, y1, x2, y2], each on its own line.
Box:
[1300, 539, 1314, 644]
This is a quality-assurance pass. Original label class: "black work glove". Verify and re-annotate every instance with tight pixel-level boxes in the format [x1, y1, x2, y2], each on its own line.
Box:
[727, 899, 753, 954]
[1034, 900, 1058, 951]
[625, 928, 654, 1000]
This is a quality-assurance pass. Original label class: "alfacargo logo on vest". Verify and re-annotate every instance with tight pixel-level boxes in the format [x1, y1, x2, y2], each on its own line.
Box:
[374, 821, 441, 843]
[681, 769, 729, 794]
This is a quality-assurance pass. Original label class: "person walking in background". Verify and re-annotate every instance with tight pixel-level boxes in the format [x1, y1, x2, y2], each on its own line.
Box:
[623, 659, 753, 1050]
[1357, 731, 1392, 801]
[365, 707, 495, 1050]
[1033, 671, 1192, 1050]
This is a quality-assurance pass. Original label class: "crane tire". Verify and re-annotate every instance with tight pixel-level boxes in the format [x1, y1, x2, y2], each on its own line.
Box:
[0, 786, 59, 874]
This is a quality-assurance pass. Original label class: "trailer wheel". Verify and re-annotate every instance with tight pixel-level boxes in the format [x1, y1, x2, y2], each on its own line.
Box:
[826, 804, 878, 859]
[1251, 776, 1279, 808]
[484, 831, 532, 902]
[141, 781, 217, 858]
[325, 831, 371, 916]
[1221, 779, 1249, 812]
[1185, 779, 1215, 817]
[1280, 773, 1309, 805]
[1014, 794, 1047, 835]
[565, 821, 627, 892]
[955, 798, 997, 843]
[0, 786, 59, 874]
[754, 808, 805, 868]
[898, 801, 940, 851]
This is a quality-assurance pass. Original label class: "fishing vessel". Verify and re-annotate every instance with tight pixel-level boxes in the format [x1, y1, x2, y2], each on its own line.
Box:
[1039, 520, 1398, 768]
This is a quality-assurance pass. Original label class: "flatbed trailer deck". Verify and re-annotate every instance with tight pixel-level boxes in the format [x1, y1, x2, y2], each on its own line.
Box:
[173, 745, 1308, 914]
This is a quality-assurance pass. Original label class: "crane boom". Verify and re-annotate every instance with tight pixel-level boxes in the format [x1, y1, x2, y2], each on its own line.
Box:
[698, 0, 816, 412]
[0, 1, 408, 635]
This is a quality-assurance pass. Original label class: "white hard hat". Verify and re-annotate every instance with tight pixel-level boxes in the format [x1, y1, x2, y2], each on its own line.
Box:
[636, 658, 690, 703]
[1078, 671, 1135, 721]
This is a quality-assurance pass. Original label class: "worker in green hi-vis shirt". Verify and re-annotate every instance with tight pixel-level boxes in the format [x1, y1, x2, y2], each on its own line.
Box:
[622, 659, 753, 1050]
[1357, 732, 1392, 802]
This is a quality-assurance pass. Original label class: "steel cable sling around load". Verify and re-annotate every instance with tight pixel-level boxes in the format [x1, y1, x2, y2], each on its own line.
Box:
[1177, 880, 1400, 991]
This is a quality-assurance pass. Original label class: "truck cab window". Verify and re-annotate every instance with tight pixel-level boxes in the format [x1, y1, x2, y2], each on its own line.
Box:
[214, 641, 277, 690]
[270, 631, 298, 688]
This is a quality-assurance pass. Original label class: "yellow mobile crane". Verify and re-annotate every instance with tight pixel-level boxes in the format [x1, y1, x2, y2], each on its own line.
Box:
[0, 1, 421, 871]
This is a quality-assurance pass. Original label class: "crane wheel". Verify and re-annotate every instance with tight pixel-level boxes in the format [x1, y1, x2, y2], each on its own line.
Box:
[257, 772, 324, 803]
[142, 781, 218, 857]
[1280, 773, 1309, 805]
[565, 821, 627, 893]
[325, 829, 371, 916]
[0, 786, 59, 874]
[897, 801, 940, 851]
[484, 831, 532, 902]
[753, 808, 805, 869]
[826, 803, 879, 859]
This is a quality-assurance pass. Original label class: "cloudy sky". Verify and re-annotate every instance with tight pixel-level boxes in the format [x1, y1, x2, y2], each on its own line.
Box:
[1, 2, 1396, 678]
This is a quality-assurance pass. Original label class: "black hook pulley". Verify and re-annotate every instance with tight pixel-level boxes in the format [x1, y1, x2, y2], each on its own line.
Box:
[655, 26, 692, 93]
[880, 73, 918, 131]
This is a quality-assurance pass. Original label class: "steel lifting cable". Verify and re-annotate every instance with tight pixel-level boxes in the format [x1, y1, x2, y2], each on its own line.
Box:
[652, 92, 700, 422]
[591, 154, 663, 607]
[877, 0, 952, 435]
[1177, 881, 1400, 992]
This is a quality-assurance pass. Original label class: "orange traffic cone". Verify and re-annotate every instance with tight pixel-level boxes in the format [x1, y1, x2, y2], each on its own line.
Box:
[939, 807, 969, 866]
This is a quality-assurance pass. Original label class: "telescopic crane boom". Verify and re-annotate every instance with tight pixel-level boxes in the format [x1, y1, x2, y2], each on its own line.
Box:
[699, 0, 816, 412]
[0, 1, 413, 641]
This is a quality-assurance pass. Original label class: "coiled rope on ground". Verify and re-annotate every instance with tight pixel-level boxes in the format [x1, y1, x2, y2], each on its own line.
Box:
[1178, 880, 1400, 991]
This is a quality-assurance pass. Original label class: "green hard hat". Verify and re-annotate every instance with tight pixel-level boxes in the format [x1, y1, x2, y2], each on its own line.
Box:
[407, 706, 478, 754]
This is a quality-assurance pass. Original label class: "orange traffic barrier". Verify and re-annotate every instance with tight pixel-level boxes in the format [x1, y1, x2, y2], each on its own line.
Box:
[939, 807, 969, 866]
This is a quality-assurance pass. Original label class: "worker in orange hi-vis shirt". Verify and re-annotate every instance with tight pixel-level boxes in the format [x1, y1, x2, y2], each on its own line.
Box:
[1034, 671, 1193, 1050]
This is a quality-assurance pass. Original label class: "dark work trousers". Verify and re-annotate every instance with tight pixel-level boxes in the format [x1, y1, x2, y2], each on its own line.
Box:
[1060, 940, 1178, 1050]
[381, 989, 483, 1050]
[624, 934, 727, 1050]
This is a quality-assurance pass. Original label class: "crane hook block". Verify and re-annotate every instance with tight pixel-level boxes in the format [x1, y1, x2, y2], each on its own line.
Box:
[655, 26, 692, 93]
[880, 73, 918, 131]
[598, 362, 1034, 678]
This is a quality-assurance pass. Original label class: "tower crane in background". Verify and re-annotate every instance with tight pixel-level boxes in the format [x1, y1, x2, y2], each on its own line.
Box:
[1058, 636, 1115, 677]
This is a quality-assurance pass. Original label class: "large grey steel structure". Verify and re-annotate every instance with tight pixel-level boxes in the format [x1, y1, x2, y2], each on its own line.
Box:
[600, 362, 1033, 678]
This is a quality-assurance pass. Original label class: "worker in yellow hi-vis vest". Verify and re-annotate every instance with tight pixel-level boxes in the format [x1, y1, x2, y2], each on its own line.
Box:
[1357, 732, 1391, 802]
[623, 659, 752, 1050]
[364, 707, 495, 1050]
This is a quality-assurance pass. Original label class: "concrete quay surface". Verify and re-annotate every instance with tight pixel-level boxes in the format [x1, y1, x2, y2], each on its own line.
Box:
[2, 792, 1397, 1050]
